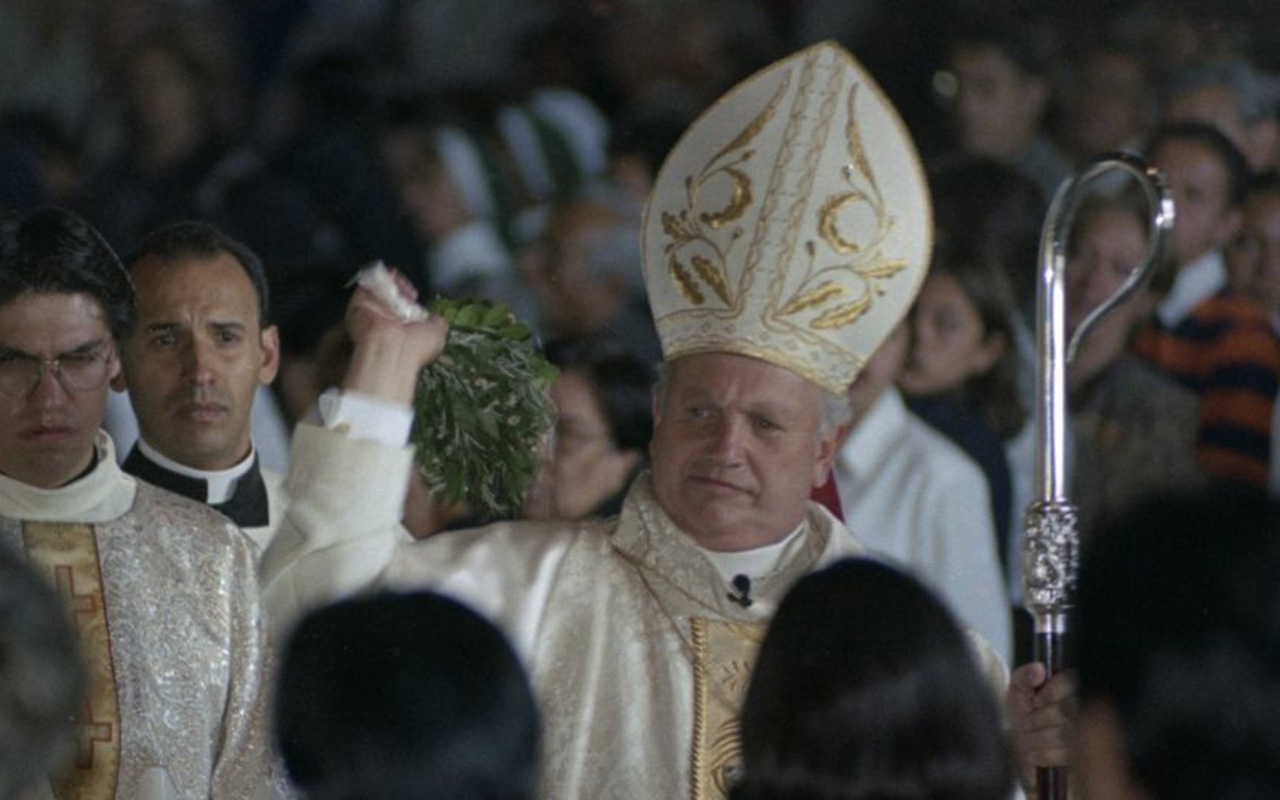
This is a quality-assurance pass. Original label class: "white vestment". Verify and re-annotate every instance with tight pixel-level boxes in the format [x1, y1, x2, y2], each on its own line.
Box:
[0, 433, 284, 800]
[835, 388, 1012, 663]
[264, 423, 1007, 800]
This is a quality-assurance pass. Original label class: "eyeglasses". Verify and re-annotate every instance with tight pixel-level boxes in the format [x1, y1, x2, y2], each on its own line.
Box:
[0, 348, 115, 398]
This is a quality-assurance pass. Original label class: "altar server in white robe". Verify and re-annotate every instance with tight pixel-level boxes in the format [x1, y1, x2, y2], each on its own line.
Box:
[263, 42, 1070, 800]
[0, 207, 285, 799]
[837, 322, 1011, 662]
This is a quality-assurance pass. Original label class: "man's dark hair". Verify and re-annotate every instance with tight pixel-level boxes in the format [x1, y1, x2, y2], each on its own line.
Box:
[0, 207, 136, 339]
[1076, 485, 1280, 798]
[277, 591, 540, 800]
[126, 220, 271, 324]
[0, 542, 84, 799]
[732, 558, 1013, 800]
[1146, 121, 1253, 207]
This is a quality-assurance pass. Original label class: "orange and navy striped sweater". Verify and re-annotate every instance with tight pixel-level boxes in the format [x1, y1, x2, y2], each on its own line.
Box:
[1132, 291, 1280, 487]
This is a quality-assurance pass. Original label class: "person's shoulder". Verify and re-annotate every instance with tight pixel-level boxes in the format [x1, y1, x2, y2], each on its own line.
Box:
[130, 481, 256, 561]
[901, 412, 989, 489]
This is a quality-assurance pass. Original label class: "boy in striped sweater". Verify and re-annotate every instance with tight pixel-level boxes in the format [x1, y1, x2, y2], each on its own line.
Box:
[1133, 122, 1280, 487]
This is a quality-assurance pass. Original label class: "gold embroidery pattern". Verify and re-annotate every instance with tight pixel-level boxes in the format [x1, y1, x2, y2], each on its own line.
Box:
[23, 522, 121, 800]
[775, 83, 904, 332]
[689, 618, 765, 800]
[765, 47, 846, 326]
[660, 70, 791, 311]
[689, 618, 709, 800]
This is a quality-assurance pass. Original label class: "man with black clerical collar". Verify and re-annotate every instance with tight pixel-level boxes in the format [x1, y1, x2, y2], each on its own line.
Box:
[0, 207, 284, 798]
[115, 221, 283, 546]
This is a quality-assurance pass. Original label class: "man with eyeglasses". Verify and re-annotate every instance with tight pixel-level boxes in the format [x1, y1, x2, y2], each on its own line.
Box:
[0, 208, 286, 799]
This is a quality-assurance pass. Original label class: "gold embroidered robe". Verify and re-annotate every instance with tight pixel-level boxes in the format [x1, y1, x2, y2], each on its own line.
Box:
[0, 433, 284, 800]
[265, 424, 886, 799]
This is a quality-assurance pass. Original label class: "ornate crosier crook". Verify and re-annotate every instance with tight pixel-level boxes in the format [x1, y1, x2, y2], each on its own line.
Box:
[1023, 152, 1174, 800]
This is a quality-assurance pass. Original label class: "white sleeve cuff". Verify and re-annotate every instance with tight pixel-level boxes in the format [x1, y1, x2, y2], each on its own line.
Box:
[316, 388, 414, 446]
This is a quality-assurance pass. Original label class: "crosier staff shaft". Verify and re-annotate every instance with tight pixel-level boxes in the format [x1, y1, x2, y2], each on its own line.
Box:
[1023, 152, 1173, 800]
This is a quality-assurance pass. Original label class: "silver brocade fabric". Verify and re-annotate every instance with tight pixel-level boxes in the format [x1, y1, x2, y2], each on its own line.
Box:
[0, 481, 286, 799]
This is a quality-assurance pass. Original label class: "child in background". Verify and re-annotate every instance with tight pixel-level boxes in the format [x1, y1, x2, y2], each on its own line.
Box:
[898, 250, 1026, 586]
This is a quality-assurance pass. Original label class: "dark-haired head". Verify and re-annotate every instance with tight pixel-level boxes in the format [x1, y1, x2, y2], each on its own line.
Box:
[1146, 121, 1251, 208]
[277, 590, 540, 800]
[127, 220, 270, 324]
[900, 248, 1027, 439]
[0, 207, 135, 339]
[732, 558, 1013, 800]
[1076, 485, 1280, 799]
[930, 154, 1047, 317]
[540, 336, 654, 518]
[544, 336, 656, 453]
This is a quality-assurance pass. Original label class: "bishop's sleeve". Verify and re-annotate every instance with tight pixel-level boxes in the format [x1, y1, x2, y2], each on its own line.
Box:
[259, 423, 416, 641]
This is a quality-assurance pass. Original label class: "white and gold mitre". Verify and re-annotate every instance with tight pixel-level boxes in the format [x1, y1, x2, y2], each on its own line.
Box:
[641, 41, 932, 393]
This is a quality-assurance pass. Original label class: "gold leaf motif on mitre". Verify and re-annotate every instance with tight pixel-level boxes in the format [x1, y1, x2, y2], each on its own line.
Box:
[691, 255, 732, 305]
[858, 257, 906, 281]
[662, 210, 695, 243]
[698, 166, 753, 229]
[844, 83, 878, 194]
[705, 71, 792, 167]
[817, 191, 872, 254]
[669, 257, 706, 305]
[811, 294, 871, 329]
[780, 281, 845, 315]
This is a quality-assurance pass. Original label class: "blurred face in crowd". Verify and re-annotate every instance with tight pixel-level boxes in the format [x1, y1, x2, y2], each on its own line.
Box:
[1065, 50, 1150, 156]
[400, 153, 472, 240]
[949, 43, 1048, 160]
[650, 353, 840, 552]
[549, 368, 642, 518]
[1066, 207, 1148, 335]
[899, 272, 1004, 397]
[0, 293, 119, 488]
[119, 252, 278, 470]
[129, 44, 203, 163]
[522, 203, 629, 336]
[1228, 189, 1280, 314]
[1065, 207, 1153, 390]
[1150, 139, 1241, 268]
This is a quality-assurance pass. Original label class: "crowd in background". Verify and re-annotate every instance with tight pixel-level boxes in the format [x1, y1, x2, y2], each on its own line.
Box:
[5, 1, 1280, 796]
[4, 0, 1280, 646]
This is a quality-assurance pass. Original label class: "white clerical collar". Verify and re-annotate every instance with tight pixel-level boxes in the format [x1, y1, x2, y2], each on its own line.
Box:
[1157, 249, 1226, 328]
[136, 438, 255, 504]
[696, 522, 807, 585]
[0, 431, 136, 522]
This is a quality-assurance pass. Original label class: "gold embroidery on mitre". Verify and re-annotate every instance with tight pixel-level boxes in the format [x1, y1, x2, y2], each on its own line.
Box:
[775, 83, 906, 334]
[23, 522, 122, 800]
[660, 71, 792, 313]
[643, 41, 931, 394]
[689, 617, 765, 800]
